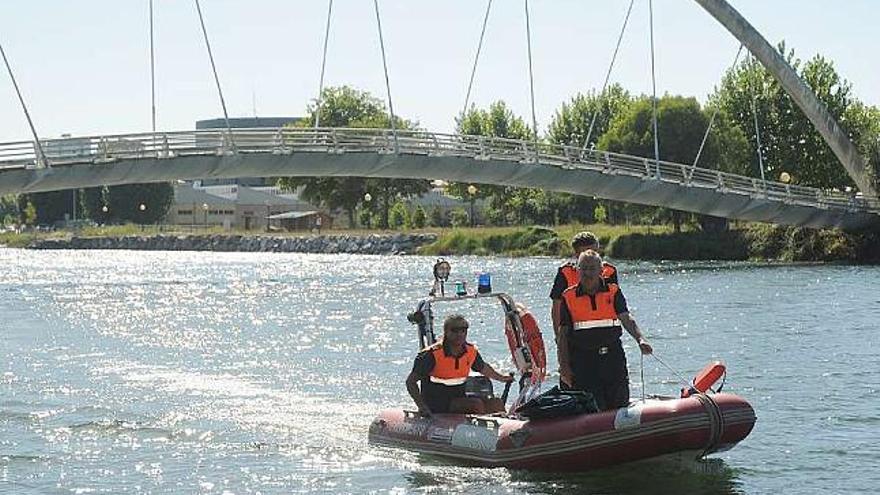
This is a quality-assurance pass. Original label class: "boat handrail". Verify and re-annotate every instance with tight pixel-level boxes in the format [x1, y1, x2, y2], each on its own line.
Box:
[427, 292, 512, 303]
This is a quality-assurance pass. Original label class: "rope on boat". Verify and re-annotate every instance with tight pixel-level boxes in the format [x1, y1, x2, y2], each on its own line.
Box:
[695, 392, 725, 457]
[639, 351, 646, 402]
[650, 353, 696, 391]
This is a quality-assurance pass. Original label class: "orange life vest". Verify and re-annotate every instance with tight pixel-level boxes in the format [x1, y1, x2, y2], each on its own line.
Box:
[561, 283, 622, 331]
[428, 342, 478, 385]
[560, 262, 618, 287]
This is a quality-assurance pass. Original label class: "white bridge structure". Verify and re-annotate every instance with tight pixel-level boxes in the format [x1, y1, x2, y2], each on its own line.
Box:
[1, 0, 878, 229]
[0, 127, 877, 229]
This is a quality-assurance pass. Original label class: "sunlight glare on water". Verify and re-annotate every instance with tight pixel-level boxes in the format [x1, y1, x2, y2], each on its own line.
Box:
[1, 249, 878, 494]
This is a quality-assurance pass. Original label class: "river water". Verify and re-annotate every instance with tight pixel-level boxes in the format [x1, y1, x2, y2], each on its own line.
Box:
[1, 249, 878, 494]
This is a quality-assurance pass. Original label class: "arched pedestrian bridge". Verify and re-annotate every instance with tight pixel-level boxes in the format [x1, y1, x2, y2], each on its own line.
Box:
[1, 127, 877, 229]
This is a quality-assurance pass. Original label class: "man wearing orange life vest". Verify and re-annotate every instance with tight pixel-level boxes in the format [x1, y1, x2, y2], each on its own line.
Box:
[550, 232, 618, 369]
[557, 250, 652, 411]
[406, 314, 513, 416]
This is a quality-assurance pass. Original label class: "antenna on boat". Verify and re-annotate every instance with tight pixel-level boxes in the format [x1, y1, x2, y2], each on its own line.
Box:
[430, 258, 451, 297]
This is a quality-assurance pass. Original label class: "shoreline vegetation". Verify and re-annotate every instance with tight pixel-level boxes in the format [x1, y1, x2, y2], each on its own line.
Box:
[2, 223, 877, 263]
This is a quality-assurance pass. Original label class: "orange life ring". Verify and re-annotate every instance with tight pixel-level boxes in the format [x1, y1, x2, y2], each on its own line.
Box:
[505, 304, 547, 385]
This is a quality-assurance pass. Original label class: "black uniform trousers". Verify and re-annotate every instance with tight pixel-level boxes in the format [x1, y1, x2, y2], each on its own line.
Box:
[567, 340, 630, 411]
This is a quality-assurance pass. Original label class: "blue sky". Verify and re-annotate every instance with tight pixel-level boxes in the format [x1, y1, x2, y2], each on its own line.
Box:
[1, 1, 877, 142]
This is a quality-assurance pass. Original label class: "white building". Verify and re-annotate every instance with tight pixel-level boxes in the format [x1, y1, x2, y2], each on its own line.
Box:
[168, 183, 324, 231]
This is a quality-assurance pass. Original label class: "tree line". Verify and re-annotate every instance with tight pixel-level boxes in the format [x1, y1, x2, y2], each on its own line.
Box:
[279, 43, 880, 232]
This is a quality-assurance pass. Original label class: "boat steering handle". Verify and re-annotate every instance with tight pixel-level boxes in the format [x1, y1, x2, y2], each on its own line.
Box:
[500, 373, 514, 404]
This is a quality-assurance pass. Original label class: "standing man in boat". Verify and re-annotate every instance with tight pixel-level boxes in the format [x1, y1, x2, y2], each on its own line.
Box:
[549, 232, 618, 385]
[557, 250, 652, 410]
[406, 314, 514, 416]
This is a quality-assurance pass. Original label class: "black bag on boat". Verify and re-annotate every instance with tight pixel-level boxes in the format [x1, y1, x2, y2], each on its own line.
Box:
[515, 386, 599, 419]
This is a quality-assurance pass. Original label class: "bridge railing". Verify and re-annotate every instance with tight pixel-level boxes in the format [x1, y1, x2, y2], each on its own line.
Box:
[1, 127, 878, 215]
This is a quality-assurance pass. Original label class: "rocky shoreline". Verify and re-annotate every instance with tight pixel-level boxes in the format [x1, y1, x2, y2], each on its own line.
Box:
[29, 233, 438, 255]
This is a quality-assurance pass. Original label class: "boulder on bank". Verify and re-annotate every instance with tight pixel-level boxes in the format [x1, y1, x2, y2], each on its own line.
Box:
[28, 233, 438, 256]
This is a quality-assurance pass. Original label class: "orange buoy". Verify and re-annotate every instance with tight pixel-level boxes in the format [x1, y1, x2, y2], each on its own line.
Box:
[681, 361, 726, 398]
[504, 304, 546, 385]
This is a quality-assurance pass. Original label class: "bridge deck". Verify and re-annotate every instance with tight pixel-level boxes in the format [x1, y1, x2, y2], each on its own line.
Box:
[0, 128, 877, 229]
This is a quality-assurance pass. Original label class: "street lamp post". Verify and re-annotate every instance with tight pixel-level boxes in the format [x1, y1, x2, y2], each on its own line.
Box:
[265, 201, 271, 233]
[467, 184, 477, 227]
[363, 192, 372, 229]
[138, 203, 147, 232]
[202, 203, 209, 230]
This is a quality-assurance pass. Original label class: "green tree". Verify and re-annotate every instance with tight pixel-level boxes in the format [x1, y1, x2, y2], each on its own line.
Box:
[456, 101, 535, 142]
[594, 204, 607, 224]
[18, 190, 79, 225]
[411, 205, 427, 229]
[21, 183, 172, 225]
[0, 195, 18, 225]
[429, 206, 446, 227]
[104, 183, 173, 224]
[451, 101, 541, 225]
[599, 95, 749, 231]
[358, 207, 374, 229]
[389, 201, 409, 229]
[82, 186, 111, 224]
[278, 85, 430, 228]
[23, 201, 37, 226]
[365, 175, 430, 230]
[449, 208, 469, 228]
[714, 43, 876, 190]
[548, 83, 632, 149]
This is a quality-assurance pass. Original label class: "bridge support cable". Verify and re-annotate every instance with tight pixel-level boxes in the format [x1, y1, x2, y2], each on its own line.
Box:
[460, 0, 493, 121]
[691, 43, 744, 174]
[149, 0, 157, 136]
[194, 0, 235, 151]
[582, 0, 635, 153]
[314, 0, 334, 129]
[0, 40, 47, 168]
[373, 0, 399, 153]
[648, 0, 660, 177]
[748, 54, 767, 182]
[523, 0, 540, 157]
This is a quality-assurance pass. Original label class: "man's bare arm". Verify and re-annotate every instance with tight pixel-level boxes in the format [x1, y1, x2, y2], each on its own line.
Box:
[618, 312, 653, 355]
[479, 363, 514, 382]
[556, 324, 574, 386]
[405, 371, 431, 414]
[551, 299, 562, 336]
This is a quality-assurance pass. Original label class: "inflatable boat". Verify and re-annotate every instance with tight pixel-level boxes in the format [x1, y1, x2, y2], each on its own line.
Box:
[369, 260, 756, 471]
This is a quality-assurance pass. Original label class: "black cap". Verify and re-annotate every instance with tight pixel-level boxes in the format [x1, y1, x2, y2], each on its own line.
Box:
[571, 231, 599, 249]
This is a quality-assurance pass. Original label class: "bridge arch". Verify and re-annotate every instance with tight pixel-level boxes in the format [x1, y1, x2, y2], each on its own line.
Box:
[694, 0, 876, 198]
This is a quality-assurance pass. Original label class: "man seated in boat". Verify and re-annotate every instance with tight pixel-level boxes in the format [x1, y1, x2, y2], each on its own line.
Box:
[406, 314, 514, 416]
[557, 250, 653, 411]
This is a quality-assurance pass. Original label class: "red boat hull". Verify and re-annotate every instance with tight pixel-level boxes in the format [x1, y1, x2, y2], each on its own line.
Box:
[368, 393, 755, 471]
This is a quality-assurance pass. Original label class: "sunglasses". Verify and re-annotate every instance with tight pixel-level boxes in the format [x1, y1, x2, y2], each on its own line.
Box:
[449, 327, 469, 334]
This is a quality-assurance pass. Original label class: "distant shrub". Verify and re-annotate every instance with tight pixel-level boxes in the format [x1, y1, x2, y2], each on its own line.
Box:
[411, 205, 427, 229]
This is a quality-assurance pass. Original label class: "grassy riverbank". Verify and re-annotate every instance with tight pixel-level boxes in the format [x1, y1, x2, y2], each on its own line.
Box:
[3, 222, 877, 262]
[418, 223, 879, 262]
[416, 224, 673, 257]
